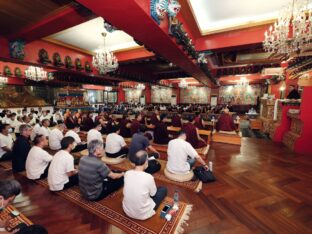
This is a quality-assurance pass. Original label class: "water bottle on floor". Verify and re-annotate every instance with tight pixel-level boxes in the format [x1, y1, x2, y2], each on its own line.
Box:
[173, 190, 179, 210]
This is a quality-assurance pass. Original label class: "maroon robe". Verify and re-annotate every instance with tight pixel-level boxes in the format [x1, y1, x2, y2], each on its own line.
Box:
[130, 119, 141, 136]
[171, 115, 182, 127]
[119, 118, 131, 138]
[194, 116, 204, 129]
[216, 113, 236, 132]
[150, 113, 160, 126]
[182, 122, 206, 149]
[140, 114, 147, 125]
[153, 122, 170, 145]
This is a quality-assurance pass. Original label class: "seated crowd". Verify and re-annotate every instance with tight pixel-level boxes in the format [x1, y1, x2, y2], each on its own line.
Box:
[0, 104, 221, 224]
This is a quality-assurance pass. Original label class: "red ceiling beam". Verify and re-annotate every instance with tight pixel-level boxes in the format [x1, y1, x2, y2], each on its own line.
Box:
[195, 25, 269, 51]
[7, 6, 93, 43]
[115, 47, 154, 62]
[76, 0, 213, 87]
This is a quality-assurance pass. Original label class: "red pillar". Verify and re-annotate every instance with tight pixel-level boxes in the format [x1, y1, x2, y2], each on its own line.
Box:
[117, 86, 125, 104]
[145, 84, 151, 104]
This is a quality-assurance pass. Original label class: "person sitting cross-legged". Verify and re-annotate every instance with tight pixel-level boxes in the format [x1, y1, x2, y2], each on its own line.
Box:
[26, 134, 53, 180]
[216, 108, 236, 132]
[48, 136, 78, 191]
[153, 113, 170, 145]
[0, 124, 14, 162]
[87, 121, 103, 145]
[78, 140, 124, 201]
[105, 125, 128, 158]
[65, 124, 87, 153]
[167, 131, 209, 175]
[49, 123, 65, 151]
[123, 150, 167, 220]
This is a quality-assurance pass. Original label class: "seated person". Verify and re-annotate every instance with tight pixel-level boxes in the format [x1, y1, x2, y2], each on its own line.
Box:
[150, 110, 160, 126]
[30, 119, 41, 141]
[38, 119, 51, 139]
[194, 112, 204, 130]
[105, 126, 128, 158]
[11, 124, 32, 172]
[167, 131, 208, 175]
[49, 123, 65, 150]
[0, 179, 21, 213]
[87, 121, 103, 144]
[216, 108, 236, 132]
[65, 124, 87, 153]
[48, 137, 78, 191]
[171, 113, 182, 127]
[119, 114, 131, 138]
[78, 140, 124, 201]
[130, 113, 142, 136]
[0, 124, 14, 162]
[26, 135, 53, 180]
[123, 150, 167, 220]
[182, 116, 207, 149]
[153, 113, 170, 145]
[129, 125, 161, 174]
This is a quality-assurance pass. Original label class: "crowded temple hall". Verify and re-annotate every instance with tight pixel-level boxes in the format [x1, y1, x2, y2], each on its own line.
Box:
[1, 0, 312, 233]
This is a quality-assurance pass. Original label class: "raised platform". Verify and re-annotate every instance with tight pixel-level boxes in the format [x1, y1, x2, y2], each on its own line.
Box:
[212, 132, 241, 145]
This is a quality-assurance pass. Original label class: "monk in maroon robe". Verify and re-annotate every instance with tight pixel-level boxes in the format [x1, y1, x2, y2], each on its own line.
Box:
[150, 110, 160, 126]
[216, 109, 236, 132]
[119, 114, 131, 138]
[194, 112, 204, 129]
[182, 116, 207, 149]
[154, 114, 170, 145]
[130, 114, 142, 136]
[171, 113, 182, 127]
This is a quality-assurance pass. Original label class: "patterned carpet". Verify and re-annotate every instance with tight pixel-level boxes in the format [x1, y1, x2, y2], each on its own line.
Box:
[0, 205, 33, 232]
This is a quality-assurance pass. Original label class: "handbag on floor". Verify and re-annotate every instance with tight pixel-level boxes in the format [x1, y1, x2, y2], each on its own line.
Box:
[193, 166, 216, 183]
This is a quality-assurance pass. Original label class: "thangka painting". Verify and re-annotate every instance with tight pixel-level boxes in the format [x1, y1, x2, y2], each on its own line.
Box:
[180, 87, 210, 104]
[219, 84, 263, 105]
[125, 89, 142, 103]
[151, 86, 172, 103]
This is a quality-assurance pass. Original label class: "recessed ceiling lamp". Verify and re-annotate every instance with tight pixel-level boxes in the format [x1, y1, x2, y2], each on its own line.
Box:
[263, 0, 312, 56]
[92, 32, 119, 75]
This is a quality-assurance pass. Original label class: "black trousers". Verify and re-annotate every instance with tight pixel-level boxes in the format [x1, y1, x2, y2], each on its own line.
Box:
[71, 143, 87, 153]
[36, 163, 50, 180]
[0, 152, 13, 162]
[151, 186, 167, 210]
[63, 174, 79, 190]
[95, 177, 124, 201]
[106, 148, 129, 158]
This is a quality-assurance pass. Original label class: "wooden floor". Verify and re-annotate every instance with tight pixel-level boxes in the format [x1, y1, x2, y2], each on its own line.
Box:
[1, 138, 311, 234]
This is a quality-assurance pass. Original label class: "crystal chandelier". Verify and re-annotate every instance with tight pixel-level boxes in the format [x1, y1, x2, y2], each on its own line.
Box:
[136, 83, 145, 90]
[178, 79, 188, 88]
[236, 77, 249, 88]
[263, 0, 312, 55]
[25, 66, 48, 81]
[92, 32, 118, 74]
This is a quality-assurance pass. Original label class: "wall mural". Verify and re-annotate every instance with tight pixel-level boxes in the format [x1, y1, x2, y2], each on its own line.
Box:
[125, 89, 142, 103]
[180, 86, 210, 104]
[151, 86, 172, 103]
[219, 84, 263, 105]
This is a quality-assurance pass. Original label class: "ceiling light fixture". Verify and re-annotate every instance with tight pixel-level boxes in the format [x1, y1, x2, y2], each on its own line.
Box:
[263, 0, 312, 56]
[92, 32, 118, 75]
[136, 83, 146, 90]
[178, 79, 188, 88]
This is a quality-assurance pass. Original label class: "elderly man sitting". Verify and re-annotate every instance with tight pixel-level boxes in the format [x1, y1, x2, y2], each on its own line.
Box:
[216, 108, 236, 132]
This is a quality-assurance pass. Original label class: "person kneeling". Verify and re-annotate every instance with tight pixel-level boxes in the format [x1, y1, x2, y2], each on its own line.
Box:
[105, 125, 128, 158]
[48, 137, 78, 191]
[78, 140, 124, 201]
[123, 150, 167, 220]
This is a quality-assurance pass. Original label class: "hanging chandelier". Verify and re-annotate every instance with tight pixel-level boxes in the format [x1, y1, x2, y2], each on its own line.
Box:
[92, 32, 118, 75]
[25, 66, 48, 82]
[263, 0, 312, 56]
[235, 77, 249, 88]
[136, 83, 145, 90]
[178, 79, 188, 88]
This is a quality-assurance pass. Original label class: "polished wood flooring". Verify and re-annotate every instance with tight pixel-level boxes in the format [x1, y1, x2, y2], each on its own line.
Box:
[1, 138, 311, 234]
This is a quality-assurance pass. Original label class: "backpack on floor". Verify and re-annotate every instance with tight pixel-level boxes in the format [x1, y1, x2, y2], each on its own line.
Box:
[193, 166, 216, 183]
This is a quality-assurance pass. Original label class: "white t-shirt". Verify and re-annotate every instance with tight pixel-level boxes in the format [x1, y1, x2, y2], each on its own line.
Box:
[122, 170, 157, 220]
[26, 146, 53, 180]
[0, 133, 14, 158]
[48, 150, 74, 191]
[38, 126, 51, 138]
[65, 130, 81, 144]
[167, 138, 198, 174]
[87, 129, 103, 144]
[105, 133, 126, 154]
[31, 123, 41, 141]
[49, 128, 63, 150]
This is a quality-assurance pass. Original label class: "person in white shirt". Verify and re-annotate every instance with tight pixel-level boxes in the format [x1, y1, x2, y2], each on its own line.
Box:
[30, 120, 41, 141]
[87, 121, 103, 145]
[105, 125, 128, 158]
[39, 110, 49, 122]
[38, 119, 51, 138]
[13, 116, 23, 137]
[167, 131, 208, 175]
[53, 110, 64, 124]
[2, 112, 11, 124]
[48, 136, 78, 191]
[65, 124, 87, 152]
[123, 150, 167, 220]
[26, 134, 53, 180]
[49, 124, 65, 150]
[0, 124, 14, 161]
